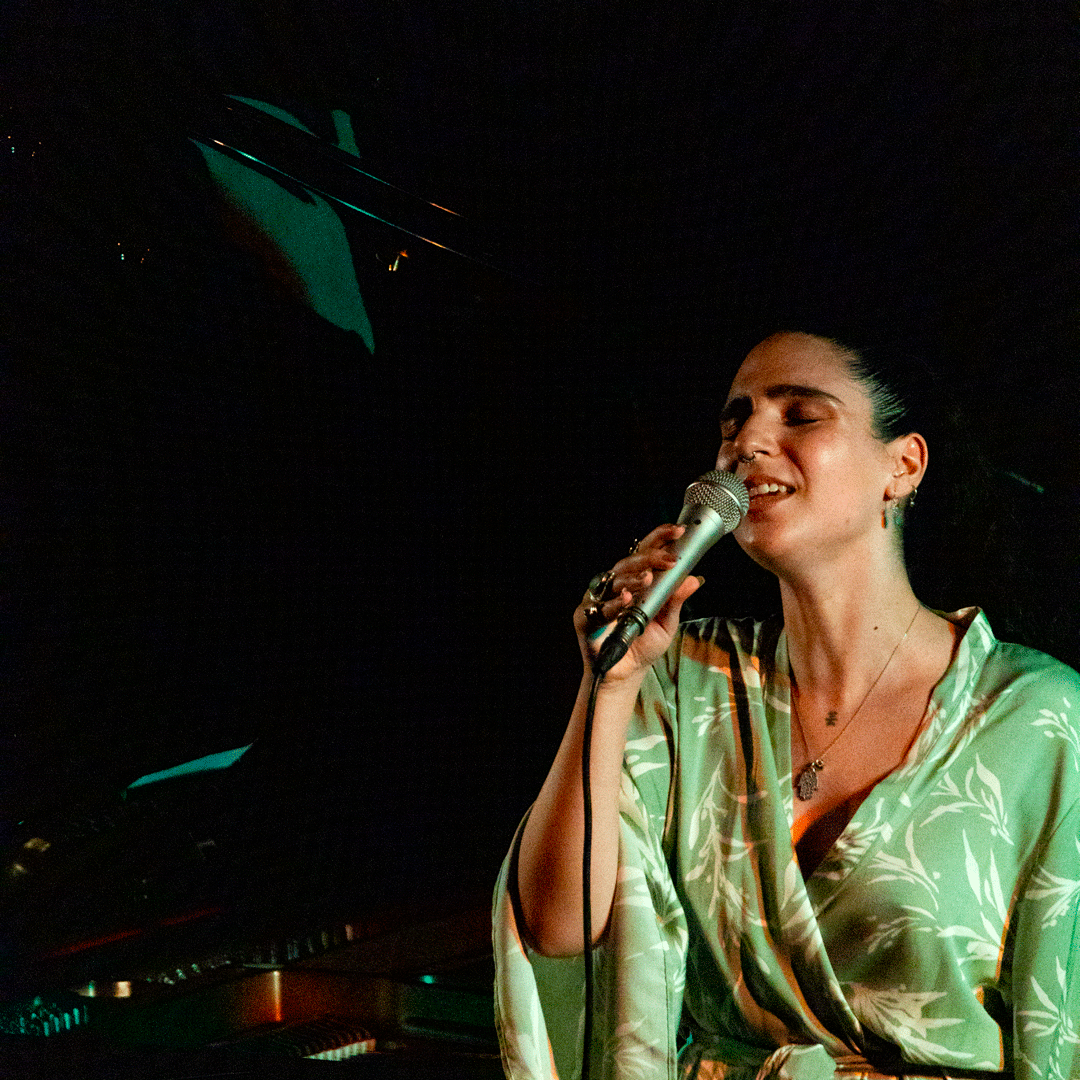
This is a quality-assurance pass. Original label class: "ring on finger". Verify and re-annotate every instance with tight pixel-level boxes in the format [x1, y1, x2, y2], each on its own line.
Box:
[582, 569, 619, 631]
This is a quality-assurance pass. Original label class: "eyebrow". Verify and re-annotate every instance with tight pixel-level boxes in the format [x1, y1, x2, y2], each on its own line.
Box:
[720, 384, 843, 420]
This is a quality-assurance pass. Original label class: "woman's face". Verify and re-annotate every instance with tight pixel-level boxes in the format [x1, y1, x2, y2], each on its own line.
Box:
[715, 332, 899, 573]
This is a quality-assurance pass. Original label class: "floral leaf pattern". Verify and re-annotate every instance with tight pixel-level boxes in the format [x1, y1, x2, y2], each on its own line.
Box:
[865, 821, 941, 908]
[844, 984, 969, 1061]
[494, 610, 1080, 1080]
[934, 832, 1008, 966]
[688, 694, 734, 740]
[1032, 698, 1080, 771]
[815, 797, 892, 884]
[919, 755, 1013, 843]
[861, 907, 934, 955]
[1023, 835, 1080, 929]
[684, 765, 759, 930]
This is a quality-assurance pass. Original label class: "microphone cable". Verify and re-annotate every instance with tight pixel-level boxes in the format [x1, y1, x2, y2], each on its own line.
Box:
[580, 664, 603, 1080]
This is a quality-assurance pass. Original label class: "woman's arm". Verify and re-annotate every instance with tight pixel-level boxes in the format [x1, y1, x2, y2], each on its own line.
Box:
[515, 524, 701, 957]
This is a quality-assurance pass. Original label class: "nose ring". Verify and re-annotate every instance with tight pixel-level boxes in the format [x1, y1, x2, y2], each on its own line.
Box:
[737, 451, 756, 465]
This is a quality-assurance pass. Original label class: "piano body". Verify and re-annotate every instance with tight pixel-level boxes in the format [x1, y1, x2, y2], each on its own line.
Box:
[2, 90, 574, 1077]
[2, 732, 505, 1076]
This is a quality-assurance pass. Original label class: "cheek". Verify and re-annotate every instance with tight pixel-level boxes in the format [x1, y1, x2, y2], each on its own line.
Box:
[803, 444, 886, 516]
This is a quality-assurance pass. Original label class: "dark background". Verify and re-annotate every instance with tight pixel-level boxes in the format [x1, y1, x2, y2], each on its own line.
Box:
[2, 0, 1077, 944]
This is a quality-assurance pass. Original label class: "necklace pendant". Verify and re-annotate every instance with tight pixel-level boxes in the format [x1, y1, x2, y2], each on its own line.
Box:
[796, 760, 824, 801]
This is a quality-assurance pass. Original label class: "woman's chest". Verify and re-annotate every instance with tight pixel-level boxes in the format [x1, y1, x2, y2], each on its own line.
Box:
[790, 688, 934, 872]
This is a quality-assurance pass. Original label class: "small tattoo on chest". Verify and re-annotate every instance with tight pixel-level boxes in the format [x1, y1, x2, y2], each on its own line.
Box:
[825, 711, 838, 727]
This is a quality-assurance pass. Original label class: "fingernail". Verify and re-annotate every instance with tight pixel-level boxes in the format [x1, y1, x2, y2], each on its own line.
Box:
[695, 575, 705, 586]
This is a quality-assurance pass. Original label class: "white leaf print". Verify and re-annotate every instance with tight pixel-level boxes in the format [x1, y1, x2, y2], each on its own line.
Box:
[627, 760, 666, 779]
[845, 983, 972, 1062]
[781, 856, 800, 909]
[937, 834, 1008, 966]
[1025, 855, 1080, 930]
[963, 833, 981, 898]
[1018, 973, 1080, 1046]
[683, 764, 757, 924]
[817, 798, 891, 882]
[615, 894, 658, 910]
[985, 852, 1007, 921]
[862, 909, 934, 955]
[867, 822, 940, 908]
[1032, 702, 1080, 771]
[688, 695, 733, 738]
[921, 755, 1012, 844]
[625, 735, 668, 753]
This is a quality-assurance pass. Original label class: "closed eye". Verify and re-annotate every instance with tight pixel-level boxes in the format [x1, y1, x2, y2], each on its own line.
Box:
[784, 405, 825, 426]
[719, 402, 749, 441]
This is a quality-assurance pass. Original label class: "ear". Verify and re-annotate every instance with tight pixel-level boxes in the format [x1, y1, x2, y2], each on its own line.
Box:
[884, 432, 928, 500]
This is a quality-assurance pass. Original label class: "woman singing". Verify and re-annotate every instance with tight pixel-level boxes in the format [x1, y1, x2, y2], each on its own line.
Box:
[494, 331, 1079, 1079]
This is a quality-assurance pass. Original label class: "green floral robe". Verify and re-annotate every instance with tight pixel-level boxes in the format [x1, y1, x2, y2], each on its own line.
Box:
[493, 610, 1080, 1079]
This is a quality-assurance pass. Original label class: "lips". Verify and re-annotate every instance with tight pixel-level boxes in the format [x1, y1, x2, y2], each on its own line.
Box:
[744, 476, 795, 499]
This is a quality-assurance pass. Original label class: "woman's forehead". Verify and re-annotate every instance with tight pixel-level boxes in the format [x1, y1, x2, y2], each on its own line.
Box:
[725, 332, 865, 403]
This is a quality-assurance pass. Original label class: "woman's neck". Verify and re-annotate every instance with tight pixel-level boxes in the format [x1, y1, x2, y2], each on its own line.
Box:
[779, 551, 923, 709]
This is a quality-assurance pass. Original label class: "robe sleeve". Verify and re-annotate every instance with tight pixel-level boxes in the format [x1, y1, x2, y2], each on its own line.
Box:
[1009, 796, 1080, 1080]
[492, 662, 689, 1080]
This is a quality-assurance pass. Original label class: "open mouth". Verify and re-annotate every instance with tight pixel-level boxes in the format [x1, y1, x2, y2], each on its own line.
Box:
[747, 482, 794, 499]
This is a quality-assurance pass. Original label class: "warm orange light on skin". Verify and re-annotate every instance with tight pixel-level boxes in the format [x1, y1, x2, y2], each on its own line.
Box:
[715, 333, 921, 583]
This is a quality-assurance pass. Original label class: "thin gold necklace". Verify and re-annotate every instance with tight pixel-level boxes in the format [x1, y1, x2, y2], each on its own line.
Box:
[790, 603, 922, 801]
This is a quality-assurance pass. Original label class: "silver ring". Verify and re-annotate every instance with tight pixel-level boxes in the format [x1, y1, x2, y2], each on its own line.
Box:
[737, 451, 756, 464]
[582, 569, 618, 631]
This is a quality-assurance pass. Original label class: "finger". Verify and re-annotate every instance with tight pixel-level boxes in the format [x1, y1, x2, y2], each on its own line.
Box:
[608, 564, 659, 598]
[615, 538, 681, 581]
[633, 523, 685, 554]
[578, 588, 634, 644]
[652, 574, 704, 632]
[582, 552, 676, 611]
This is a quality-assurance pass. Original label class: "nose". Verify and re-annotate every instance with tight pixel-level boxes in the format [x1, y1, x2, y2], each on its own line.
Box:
[717, 409, 776, 472]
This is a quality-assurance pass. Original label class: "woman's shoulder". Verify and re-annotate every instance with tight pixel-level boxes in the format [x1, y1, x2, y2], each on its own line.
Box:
[941, 611, 1080, 790]
[958, 607, 1080, 703]
[991, 639, 1080, 692]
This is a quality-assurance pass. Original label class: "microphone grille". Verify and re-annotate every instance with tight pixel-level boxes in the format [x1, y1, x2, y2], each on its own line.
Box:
[683, 470, 750, 531]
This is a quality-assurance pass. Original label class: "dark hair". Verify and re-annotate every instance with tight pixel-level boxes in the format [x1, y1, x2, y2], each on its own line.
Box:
[756, 327, 1060, 650]
[812, 331, 950, 530]
[832, 340, 930, 443]
[763, 326, 948, 444]
[788, 326, 981, 534]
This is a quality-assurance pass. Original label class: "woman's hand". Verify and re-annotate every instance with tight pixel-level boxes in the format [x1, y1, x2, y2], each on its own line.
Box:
[574, 523, 704, 686]
[517, 523, 704, 956]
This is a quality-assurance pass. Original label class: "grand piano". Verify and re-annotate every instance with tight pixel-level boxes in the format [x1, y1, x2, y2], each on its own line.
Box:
[1, 742, 503, 1076]
[1, 89, 583, 1077]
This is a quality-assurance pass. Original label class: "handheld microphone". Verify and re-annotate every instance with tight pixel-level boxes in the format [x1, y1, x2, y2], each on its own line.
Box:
[594, 470, 749, 676]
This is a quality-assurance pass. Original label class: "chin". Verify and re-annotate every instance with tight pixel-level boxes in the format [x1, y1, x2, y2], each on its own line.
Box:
[733, 524, 789, 574]
[735, 510, 828, 574]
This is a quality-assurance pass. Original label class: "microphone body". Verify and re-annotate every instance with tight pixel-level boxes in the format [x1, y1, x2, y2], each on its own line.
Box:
[594, 471, 748, 676]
